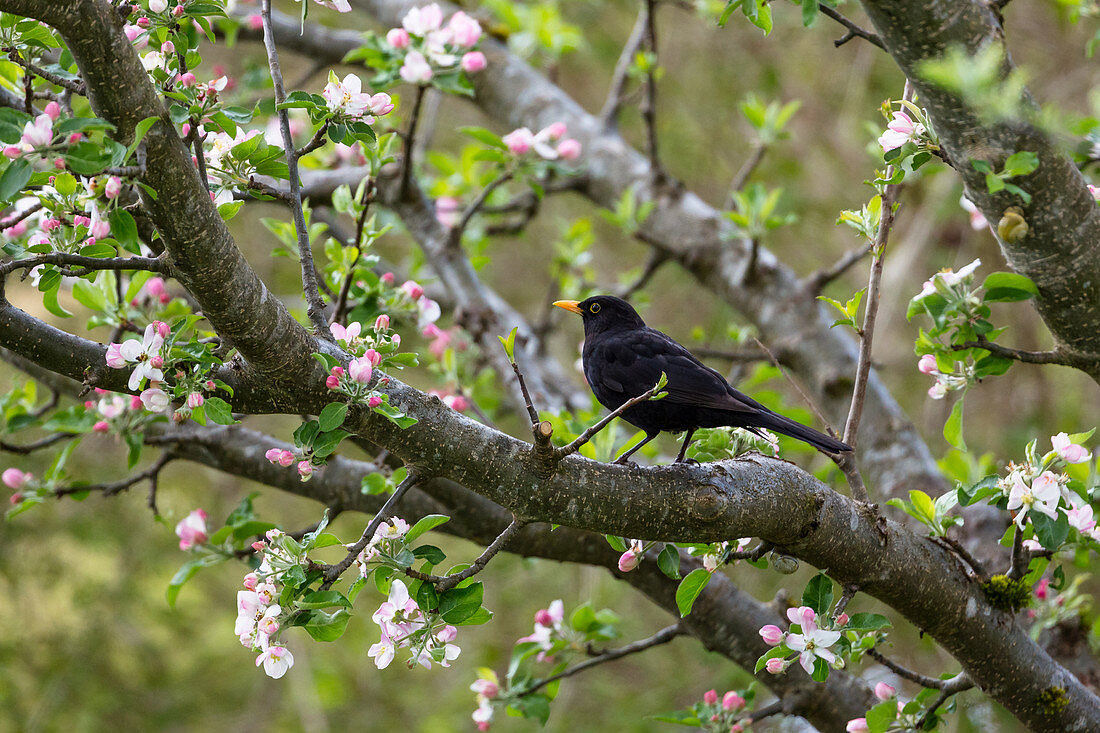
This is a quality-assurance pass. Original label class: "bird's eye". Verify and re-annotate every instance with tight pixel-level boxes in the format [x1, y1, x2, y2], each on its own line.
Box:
[589, 303, 601, 314]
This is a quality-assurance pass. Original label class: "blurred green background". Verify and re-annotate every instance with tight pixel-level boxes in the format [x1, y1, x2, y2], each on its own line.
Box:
[2, 0, 1100, 730]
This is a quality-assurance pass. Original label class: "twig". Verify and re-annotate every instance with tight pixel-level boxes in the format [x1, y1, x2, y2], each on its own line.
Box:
[103, 165, 144, 178]
[399, 85, 427, 197]
[915, 674, 974, 729]
[1, 202, 43, 232]
[833, 583, 859, 620]
[817, 5, 886, 50]
[599, 8, 648, 126]
[260, 0, 328, 333]
[751, 337, 836, 440]
[749, 700, 783, 721]
[726, 141, 766, 207]
[5, 50, 87, 95]
[867, 647, 950, 689]
[184, 120, 210, 193]
[937, 535, 987, 581]
[0, 432, 71, 454]
[553, 379, 666, 460]
[509, 356, 541, 425]
[321, 469, 421, 586]
[617, 250, 669, 299]
[0, 253, 166, 280]
[332, 179, 375, 325]
[448, 170, 513, 248]
[295, 121, 330, 159]
[803, 242, 874, 294]
[522, 624, 684, 696]
[727, 540, 773, 562]
[640, 0, 663, 181]
[53, 451, 174, 499]
[245, 176, 293, 204]
[951, 336, 1070, 366]
[411, 516, 528, 592]
[1007, 526, 1027, 580]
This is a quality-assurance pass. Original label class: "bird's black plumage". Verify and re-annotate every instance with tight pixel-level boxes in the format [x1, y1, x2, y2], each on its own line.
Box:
[554, 295, 852, 463]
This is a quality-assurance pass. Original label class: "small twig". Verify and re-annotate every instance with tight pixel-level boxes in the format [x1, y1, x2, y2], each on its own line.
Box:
[748, 700, 783, 721]
[260, 0, 328, 333]
[0, 253, 166, 280]
[726, 141, 766, 207]
[245, 176, 294, 204]
[617, 250, 669, 299]
[833, 583, 858, 620]
[295, 121, 330, 159]
[599, 9, 648, 126]
[6, 51, 87, 95]
[937, 535, 988, 581]
[727, 540, 773, 562]
[185, 120, 210, 193]
[803, 242, 874, 294]
[53, 451, 174, 499]
[915, 673, 974, 729]
[867, 647, 950, 689]
[1007, 526, 1027, 580]
[321, 469, 421, 587]
[554, 379, 666, 460]
[448, 170, 513, 248]
[332, 179, 375, 324]
[640, 0, 663, 181]
[103, 165, 144, 178]
[817, 5, 886, 50]
[951, 336, 1070, 366]
[522, 624, 684, 696]
[0, 432, 71, 455]
[0, 202, 43, 232]
[414, 516, 528, 592]
[399, 85, 427, 197]
[751, 337, 836, 440]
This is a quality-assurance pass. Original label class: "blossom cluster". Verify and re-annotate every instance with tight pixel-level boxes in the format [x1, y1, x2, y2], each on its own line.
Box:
[321, 73, 395, 124]
[517, 599, 564, 657]
[845, 683, 901, 733]
[385, 4, 487, 82]
[369, 578, 460, 670]
[912, 258, 982, 399]
[501, 122, 581, 161]
[265, 446, 317, 482]
[3, 467, 34, 505]
[758, 606, 842, 676]
[174, 508, 209, 550]
[236, 529, 297, 678]
[696, 688, 751, 733]
[998, 433, 1094, 536]
[877, 103, 936, 153]
[469, 673, 500, 731]
[353, 517, 411, 574]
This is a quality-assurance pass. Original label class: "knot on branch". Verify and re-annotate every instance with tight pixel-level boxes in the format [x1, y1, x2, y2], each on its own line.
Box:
[689, 480, 728, 522]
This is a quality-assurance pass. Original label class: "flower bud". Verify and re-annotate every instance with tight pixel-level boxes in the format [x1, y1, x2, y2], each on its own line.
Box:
[846, 719, 870, 733]
[243, 573, 258, 590]
[470, 679, 499, 698]
[374, 314, 390, 331]
[617, 550, 640, 573]
[401, 280, 424, 300]
[93, 420, 109, 433]
[722, 691, 745, 711]
[368, 396, 382, 408]
[2, 468, 31, 489]
[278, 450, 295, 467]
[325, 375, 341, 390]
[461, 51, 487, 73]
[703, 689, 718, 705]
[386, 28, 410, 48]
[186, 392, 204, 409]
[758, 625, 784, 646]
[765, 658, 786, 674]
[297, 460, 314, 480]
[534, 609, 553, 627]
[874, 682, 896, 701]
[557, 138, 582, 161]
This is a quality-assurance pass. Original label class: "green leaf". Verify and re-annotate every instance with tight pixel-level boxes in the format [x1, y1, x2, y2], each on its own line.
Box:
[108, 209, 139, 251]
[908, 490, 937, 525]
[1003, 151, 1039, 177]
[498, 326, 519, 362]
[318, 401, 348, 432]
[865, 698, 899, 732]
[657, 543, 681, 580]
[959, 475, 1000, 506]
[297, 590, 351, 609]
[0, 158, 32, 203]
[406, 514, 450, 543]
[439, 582, 484, 624]
[943, 398, 966, 451]
[460, 126, 507, 149]
[1031, 510, 1070, 551]
[166, 555, 220, 608]
[982, 271, 1038, 302]
[843, 612, 892, 632]
[675, 568, 712, 617]
[802, 572, 834, 616]
[125, 116, 161, 163]
[202, 396, 237, 425]
[303, 609, 351, 641]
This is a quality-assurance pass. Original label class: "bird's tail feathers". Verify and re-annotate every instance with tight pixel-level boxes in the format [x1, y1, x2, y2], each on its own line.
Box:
[752, 412, 852, 454]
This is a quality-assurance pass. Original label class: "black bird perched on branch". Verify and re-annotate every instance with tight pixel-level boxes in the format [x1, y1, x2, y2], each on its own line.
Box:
[554, 295, 852, 464]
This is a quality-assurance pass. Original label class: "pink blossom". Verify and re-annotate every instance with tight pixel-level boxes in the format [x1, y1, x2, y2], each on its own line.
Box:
[503, 127, 534, 155]
[105, 343, 127, 368]
[461, 51, 487, 73]
[265, 448, 284, 463]
[386, 27, 411, 48]
[846, 719, 870, 733]
[918, 354, 938, 375]
[368, 396, 382, 408]
[2, 146, 18, 159]
[247, 13, 264, 30]
[960, 196, 988, 230]
[381, 272, 395, 285]
[364, 349, 382, 366]
[1007, 471, 1061, 529]
[470, 679, 499, 699]
[722, 691, 745, 711]
[1090, 184, 1100, 202]
[435, 196, 461, 227]
[20, 114, 54, 148]
[136, 16, 151, 28]
[927, 381, 948, 400]
[298, 460, 314, 481]
[149, 0, 167, 12]
[758, 624, 784, 646]
[874, 682, 896, 700]
[186, 392, 204, 409]
[93, 420, 109, 433]
[140, 387, 169, 412]
[399, 51, 433, 83]
[43, 101, 61, 121]
[2, 468, 31, 489]
[175, 508, 209, 550]
[161, 40, 175, 54]
[373, 314, 390, 331]
[765, 657, 786, 674]
[703, 689, 718, 705]
[277, 450, 295, 467]
[544, 122, 567, 140]
[1065, 504, 1096, 534]
[124, 24, 146, 45]
[104, 176, 122, 199]
[368, 92, 395, 116]
[878, 111, 924, 152]
[325, 375, 340, 390]
[443, 394, 469, 412]
[448, 11, 482, 47]
[322, 73, 376, 120]
[402, 3, 444, 35]
[330, 321, 362, 343]
[348, 356, 373, 384]
[1052, 432, 1092, 464]
[557, 138, 582, 160]
[617, 549, 640, 572]
[401, 280, 424, 300]
[1035, 578, 1050, 600]
[243, 573, 259, 591]
[835, 612, 849, 626]
[177, 71, 196, 87]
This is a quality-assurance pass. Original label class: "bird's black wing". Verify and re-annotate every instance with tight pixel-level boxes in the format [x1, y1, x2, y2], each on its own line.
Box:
[591, 328, 760, 413]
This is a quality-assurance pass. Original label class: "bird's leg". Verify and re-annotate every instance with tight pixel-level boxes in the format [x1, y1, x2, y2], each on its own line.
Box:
[674, 429, 697, 463]
[613, 432, 659, 465]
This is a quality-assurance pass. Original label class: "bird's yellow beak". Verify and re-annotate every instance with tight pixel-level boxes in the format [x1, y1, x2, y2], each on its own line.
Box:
[553, 300, 583, 315]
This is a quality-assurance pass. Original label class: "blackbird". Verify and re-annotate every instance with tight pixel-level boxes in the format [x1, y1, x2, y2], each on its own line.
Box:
[554, 295, 852, 464]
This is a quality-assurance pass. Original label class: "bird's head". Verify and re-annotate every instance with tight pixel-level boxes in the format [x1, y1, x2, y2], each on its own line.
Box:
[553, 295, 646, 336]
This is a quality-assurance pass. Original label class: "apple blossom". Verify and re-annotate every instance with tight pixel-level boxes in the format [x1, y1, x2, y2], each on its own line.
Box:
[783, 606, 841, 674]
[149, 0, 167, 12]
[186, 392, 204, 409]
[878, 110, 925, 152]
[758, 624, 785, 646]
[374, 314, 390, 331]
[703, 689, 718, 705]
[297, 460, 314, 481]
[348, 356, 373, 384]
[874, 682, 896, 700]
[402, 3, 444, 35]
[764, 657, 786, 674]
[175, 509, 209, 550]
[20, 114, 54, 149]
[917, 354, 937, 375]
[256, 645, 294, 679]
[927, 380, 948, 400]
[2, 468, 31, 489]
[960, 196, 988, 230]
[1052, 432, 1091, 464]
[472, 698, 493, 730]
[503, 127, 533, 155]
[368, 395, 382, 408]
[108, 322, 167, 389]
[401, 280, 425, 300]
[399, 51, 433, 83]
[1007, 471, 1061, 529]
[470, 679, 499, 699]
[243, 573, 259, 591]
[93, 420, 109, 433]
[330, 321, 362, 344]
[315, 0, 352, 12]
[1065, 504, 1096, 534]
[140, 387, 170, 413]
[104, 176, 122, 199]
[722, 691, 745, 711]
[448, 11, 481, 46]
[322, 74, 377, 120]
[846, 718, 870, 733]
[461, 51, 487, 73]
[386, 27, 411, 48]
[557, 138, 582, 160]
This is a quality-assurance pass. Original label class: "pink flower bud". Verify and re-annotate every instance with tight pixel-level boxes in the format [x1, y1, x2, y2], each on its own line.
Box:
[247, 13, 263, 29]
[470, 679, 499, 698]
[265, 448, 283, 464]
[124, 25, 143, 42]
[297, 460, 314, 480]
[381, 272, 395, 285]
[149, 355, 164, 369]
[401, 280, 424, 300]
[205, 380, 215, 391]
[258, 615, 280, 636]
[368, 396, 382, 408]
[251, 541, 265, 552]
[758, 624, 784, 646]
[835, 612, 849, 626]
[502, 128, 533, 155]
[846, 719, 870, 733]
[874, 682, 896, 701]
[731, 725, 744, 733]
[278, 450, 295, 467]
[374, 314, 390, 331]
[105, 343, 127, 368]
[154, 320, 170, 338]
[365, 349, 382, 366]
[130, 395, 143, 410]
[1035, 578, 1050, 600]
[534, 609, 553, 627]
[477, 724, 489, 732]
[9, 492, 21, 504]
[3, 146, 19, 159]
[722, 691, 745, 711]
[104, 176, 122, 199]
[161, 40, 174, 54]
[765, 658, 786, 674]
[181, 122, 192, 137]
[68, 133, 83, 144]
[386, 27, 410, 48]
[544, 122, 567, 140]
[243, 572, 259, 590]
[2, 468, 31, 489]
[917, 354, 937, 375]
[172, 3, 185, 16]
[93, 420, 109, 433]
[325, 375, 341, 390]
[149, 0, 167, 11]
[557, 138, 582, 161]
[703, 689, 718, 705]
[44, 101, 61, 121]
[348, 356, 373, 384]
[53, 158, 66, 170]
[461, 51, 487, 73]
[186, 392, 204, 409]
[136, 16, 151, 27]
[443, 394, 469, 412]
[177, 71, 196, 87]
[617, 550, 640, 572]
